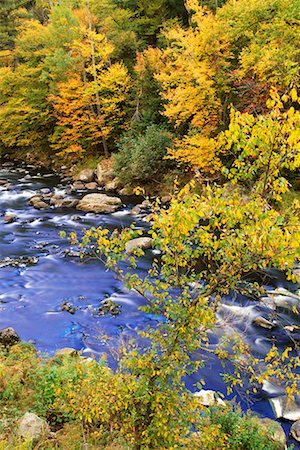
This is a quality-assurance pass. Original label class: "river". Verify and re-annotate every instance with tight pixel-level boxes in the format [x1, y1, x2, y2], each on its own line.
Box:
[0, 161, 299, 446]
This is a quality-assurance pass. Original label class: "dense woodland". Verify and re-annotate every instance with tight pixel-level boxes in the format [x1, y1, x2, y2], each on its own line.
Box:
[0, 0, 299, 190]
[0, 0, 300, 449]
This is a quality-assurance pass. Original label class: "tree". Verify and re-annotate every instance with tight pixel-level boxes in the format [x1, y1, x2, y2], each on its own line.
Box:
[49, 24, 131, 157]
[72, 182, 300, 448]
[219, 88, 300, 201]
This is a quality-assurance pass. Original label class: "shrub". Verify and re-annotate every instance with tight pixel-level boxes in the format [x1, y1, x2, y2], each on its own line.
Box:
[113, 124, 174, 184]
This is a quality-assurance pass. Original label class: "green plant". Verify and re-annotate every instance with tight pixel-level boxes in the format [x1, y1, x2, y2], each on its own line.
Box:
[113, 124, 174, 184]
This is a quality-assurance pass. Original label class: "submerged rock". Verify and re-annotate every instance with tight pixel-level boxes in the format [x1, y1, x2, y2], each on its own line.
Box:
[98, 299, 121, 316]
[0, 327, 20, 347]
[77, 193, 122, 214]
[290, 420, 300, 442]
[0, 256, 39, 268]
[17, 413, 50, 442]
[125, 237, 153, 255]
[3, 213, 16, 224]
[60, 301, 76, 314]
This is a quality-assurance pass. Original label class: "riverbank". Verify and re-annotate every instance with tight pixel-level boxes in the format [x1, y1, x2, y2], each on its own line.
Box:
[0, 338, 290, 450]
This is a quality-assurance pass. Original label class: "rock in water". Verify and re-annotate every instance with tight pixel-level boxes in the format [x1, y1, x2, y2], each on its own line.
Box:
[290, 420, 300, 442]
[0, 327, 20, 347]
[3, 213, 16, 224]
[193, 389, 225, 407]
[98, 299, 121, 316]
[125, 237, 153, 255]
[77, 193, 122, 214]
[60, 301, 76, 314]
[270, 395, 300, 421]
[74, 169, 95, 183]
[0, 256, 39, 268]
[260, 418, 286, 450]
[253, 316, 276, 329]
[17, 413, 50, 442]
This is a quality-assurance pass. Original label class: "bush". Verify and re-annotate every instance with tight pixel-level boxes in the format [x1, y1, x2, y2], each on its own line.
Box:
[191, 405, 284, 450]
[113, 124, 174, 184]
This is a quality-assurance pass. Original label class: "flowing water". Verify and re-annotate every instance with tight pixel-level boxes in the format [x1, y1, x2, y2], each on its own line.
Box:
[0, 162, 299, 446]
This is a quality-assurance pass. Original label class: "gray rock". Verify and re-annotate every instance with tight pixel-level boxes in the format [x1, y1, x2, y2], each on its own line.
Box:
[130, 205, 141, 215]
[74, 169, 95, 183]
[50, 195, 78, 208]
[72, 181, 86, 190]
[0, 256, 39, 268]
[104, 177, 120, 191]
[60, 301, 76, 314]
[260, 418, 286, 450]
[125, 237, 153, 255]
[98, 299, 121, 316]
[193, 389, 226, 407]
[253, 316, 276, 330]
[77, 193, 122, 214]
[270, 395, 300, 421]
[85, 182, 98, 190]
[28, 196, 48, 210]
[17, 413, 50, 442]
[96, 161, 114, 186]
[3, 213, 16, 224]
[0, 327, 20, 347]
[290, 420, 300, 442]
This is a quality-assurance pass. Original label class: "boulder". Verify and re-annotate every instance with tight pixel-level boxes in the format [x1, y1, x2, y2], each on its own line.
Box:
[72, 181, 86, 190]
[104, 177, 121, 191]
[49, 195, 78, 208]
[74, 169, 95, 183]
[125, 237, 153, 255]
[98, 299, 121, 316]
[270, 395, 300, 421]
[96, 160, 114, 186]
[193, 389, 226, 407]
[193, 389, 215, 406]
[77, 193, 122, 214]
[253, 316, 276, 330]
[260, 418, 286, 450]
[28, 196, 48, 210]
[0, 327, 20, 347]
[85, 182, 98, 190]
[17, 413, 50, 442]
[3, 213, 16, 224]
[290, 420, 300, 442]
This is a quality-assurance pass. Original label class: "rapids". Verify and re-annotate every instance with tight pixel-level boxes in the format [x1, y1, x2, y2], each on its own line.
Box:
[0, 162, 299, 446]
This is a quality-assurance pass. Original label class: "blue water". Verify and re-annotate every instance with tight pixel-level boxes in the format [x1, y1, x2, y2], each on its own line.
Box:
[0, 162, 299, 447]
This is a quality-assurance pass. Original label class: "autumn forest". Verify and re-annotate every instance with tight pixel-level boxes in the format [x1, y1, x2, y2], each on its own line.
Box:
[0, 0, 300, 449]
